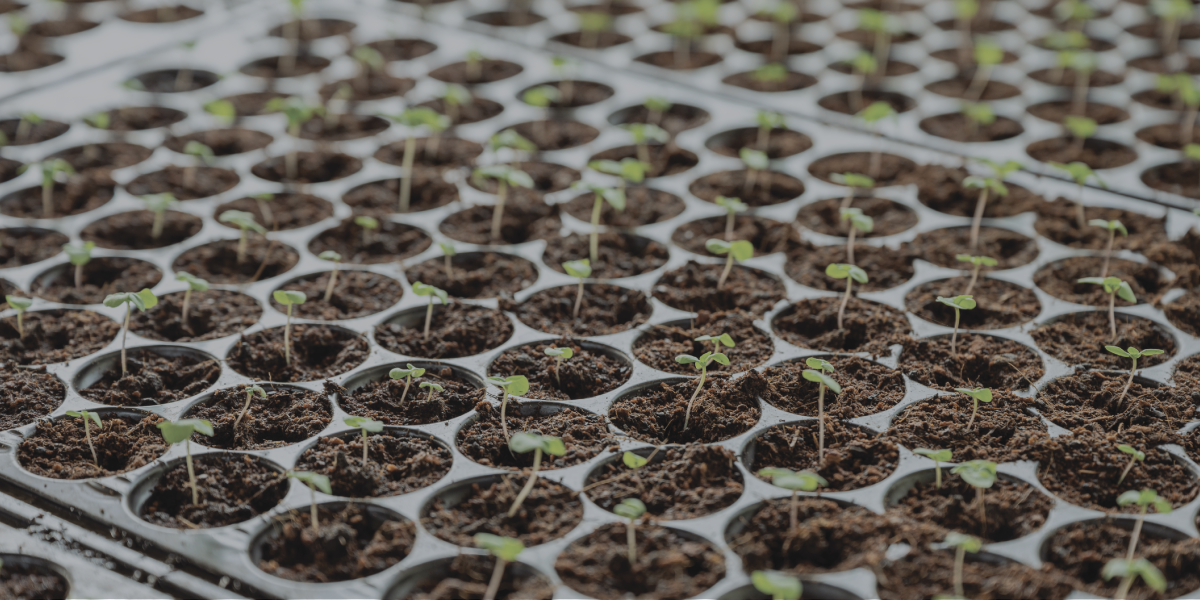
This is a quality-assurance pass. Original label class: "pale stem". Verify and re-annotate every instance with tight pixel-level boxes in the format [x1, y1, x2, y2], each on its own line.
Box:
[507, 447, 542, 517]
[951, 308, 961, 356]
[726, 211, 735, 241]
[256, 199, 275, 230]
[772, 21, 789, 61]
[1127, 505, 1147, 561]
[554, 357, 561, 385]
[237, 230, 248, 264]
[965, 64, 991, 102]
[75, 264, 83, 290]
[846, 226, 857, 265]
[967, 395, 978, 429]
[84, 417, 98, 466]
[234, 391, 253, 429]
[1116, 357, 1137, 407]
[717, 253, 734, 288]
[121, 306, 131, 376]
[500, 391, 510, 442]
[683, 366, 707, 430]
[483, 558, 507, 600]
[491, 181, 508, 242]
[1114, 574, 1135, 600]
[444, 255, 454, 280]
[1117, 453, 1139, 486]
[626, 519, 638, 563]
[969, 188, 989, 252]
[789, 490, 798, 531]
[590, 194, 603, 264]
[42, 182, 53, 219]
[152, 211, 165, 240]
[309, 486, 319, 534]
[637, 142, 650, 165]
[573, 281, 584, 319]
[400, 376, 412, 404]
[873, 30, 891, 76]
[934, 462, 942, 488]
[965, 264, 982, 296]
[976, 486, 986, 532]
[362, 428, 369, 464]
[426, 132, 442, 159]
[186, 439, 198, 506]
[400, 135, 416, 213]
[183, 164, 196, 190]
[285, 149, 298, 182]
[323, 267, 338, 302]
[423, 296, 434, 340]
[1072, 71, 1089, 117]
[840, 188, 854, 212]
[954, 544, 966, 599]
[743, 168, 758, 197]
[283, 305, 293, 366]
[1075, 184, 1087, 230]
[757, 125, 770, 153]
[1101, 228, 1115, 277]
[1108, 292, 1117, 343]
[817, 383, 826, 466]
[182, 289, 193, 325]
[281, 20, 298, 75]
[1182, 103, 1199, 147]
[837, 277, 853, 330]
[852, 74, 865, 113]
[869, 132, 883, 179]
[15, 312, 24, 339]
[957, 17, 971, 66]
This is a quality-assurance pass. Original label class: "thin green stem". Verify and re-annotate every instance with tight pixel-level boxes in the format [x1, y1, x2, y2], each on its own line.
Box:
[508, 448, 542, 517]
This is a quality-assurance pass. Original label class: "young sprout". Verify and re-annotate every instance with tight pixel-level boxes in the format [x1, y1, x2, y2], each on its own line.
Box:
[739, 147, 770, 196]
[840, 207, 874, 265]
[1168, 75, 1200, 147]
[157, 418, 214, 506]
[381, 108, 450, 212]
[571, 181, 626, 264]
[203, 99, 237, 126]
[941, 532, 982, 600]
[65, 410, 102, 466]
[756, 468, 828, 530]
[950, 459, 997, 531]
[954, 0, 979, 66]
[439, 83, 473, 125]
[937, 295, 977, 355]
[411, 281, 449, 340]
[1187, 144, 1200, 188]
[955, 386, 992, 430]
[955, 255, 997, 296]
[715, 195, 748, 241]
[264, 96, 320, 180]
[1105, 347, 1165, 406]
[1118, 488, 1172, 563]
[544, 346, 574, 385]
[317, 250, 342, 302]
[914, 448, 953, 488]
[694, 332, 735, 355]
[1116, 444, 1147, 486]
[623, 450, 649, 470]
[272, 290, 306, 366]
[219, 210, 266, 264]
[5, 296, 32, 339]
[168, 272, 209, 327]
[858, 9, 893, 73]
[800, 357, 841, 464]
[621, 123, 670, 165]
[63, 241, 96, 290]
[662, 17, 703, 69]
[1050, 161, 1106, 230]
[486, 375, 530, 442]
[474, 534, 525, 600]
[522, 85, 561, 142]
[826, 263, 868, 331]
[249, 192, 276, 230]
[353, 215, 379, 247]
[962, 175, 1008, 252]
[464, 50, 486, 82]
[287, 470, 331, 534]
[231, 384, 267, 431]
[181, 140, 214, 190]
[389, 363, 427, 404]
[675, 351, 730, 430]
[857, 101, 897, 179]
[352, 45, 385, 84]
[141, 193, 178, 241]
[758, 1, 798, 61]
[755, 110, 787, 152]
[1103, 558, 1167, 600]
[438, 242, 456, 280]
[13, 111, 42, 144]
[962, 102, 996, 139]
[1151, 0, 1193, 56]
[586, 157, 651, 193]
[832, 172, 875, 213]
[965, 39, 1004, 102]
[643, 96, 672, 127]
[344, 415, 384, 464]
[577, 11, 613, 49]
[490, 129, 538, 170]
[104, 289, 158, 377]
[1066, 51, 1098, 116]
[749, 63, 789, 92]
[706, 239, 753, 289]
[471, 165, 535, 242]
[1078, 276, 1135, 342]
[23, 159, 74, 218]
[419, 381, 443, 404]
[1064, 115, 1098, 158]
[752, 570, 802, 600]
[562, 259, 591, 319]
[507, 432, 566, 517]
[614, 498, 647, 564]
[1089, 219, 1128, 278]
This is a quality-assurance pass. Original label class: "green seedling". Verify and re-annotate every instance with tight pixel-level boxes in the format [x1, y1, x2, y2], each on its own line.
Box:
[280, 0, 308, 73]
[563, 259, 591, 319]
[234, 384, 266, 431]
[840, 207, 874, 264]
[621, 123, 669, 165]
[203, 99, 237, 125]
[694, 332, 735, 355]
[63, 241, 95, 290]
[84, 111, 111, 131]
[22, 158, 74, 218]
[1054, 0, 1095, 25]
[740, 147, 771, 196]
[1152, 0, 1193, 54]
[471, 165, 534, 242]
[750, 62, 789, 92]
[353, 215, 379, 246]
[1161, 74, 1200, 147]
[5, 296, 32, 339]
[914, 448, 953, 488]
[955, 254, 998, 296]
[544, 346, 574, 385]
[490, 129, 538, 170]
[940, 532, 982, 599]
[858, 101, 897, 179]
[1104, 558, 1167, 600]
[614, 498, 647, 563]
[1186, 144, 1200, 189]
[465, 50, 486, 82]
[219, 209, 266, 264]
[486, 375, 529, 443]
[752, 570, 802, 600]
[1116, 444, 1146, 486]
[757, 468, 828, 530]
[507, 432, 566, 517]
[1050, 161, 1106, 230]
[141, 193, 178, 241]
[272, 290, 306, 366]
[832, 172, 875, 213]
[170, 272, 210, 328]
[950, 459, 997, 532]
[965, 38, 1004, 102]
[715, 195, 748, 241]
[475, 534, 525, 600]
[287, 470, 331, 534]
[962, 102, 996, 139]
[954, 0, 979, 66]
[181, 140, 213, 189]
[411, 281, 448, 340]
[1078, 276, 1136, 341]
[352, 45, 384, 84]
[662, 16, 703, 69]
[1119, 488, 1173, 564]
[962, 175, 1008, 252]
[1106, 347, 1165, 406]
[11, 112, 41, 145]
[762, 1, 798, 61]
[317, 250, 342, 302]
[247, 192, 276, 230]
[675, 351, 730, 430]
[1045, 30, 1088, 52]
[571, 181, 626, 264]
[438, 242, 455, 281]
[937, 295, 977, 355]
[344, 415, 384, 464]
[419, 381, 444, 404]
[264, 96, 321, 180]
[439, 83, 473, 124]
[826, 263, 868, 331]
[643, 96, 672, 127]
[706, 239, 753, 289]
[1064, 114, 1098, 158]
[104, 289, 157, 377]
[623, 451, 649, 469]
[389, 363, 427, 405]
[65, 410, 102, 466]
[157, 418, 214, 505]
[755, 110, 787, 152]
[1089, 219, 1128, 277]
[381, 108, 451, 212]
[522, 85, 561, 141]
[1066, 51, 1098, 117]
[588, 157, 649, 194]
[858, 8, 893, 74]
[955, 386, 992, 430]
[577, 11, 613, 49]
[800, 357, 841, 464]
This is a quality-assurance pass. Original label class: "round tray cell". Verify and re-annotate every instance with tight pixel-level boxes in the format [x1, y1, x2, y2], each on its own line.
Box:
[913, 164, 1045, 217]
[0, 227, 68, 268]
[164, 128, 273, 156]
[761, 355, 905, 418]
[744, 420, 897, 491]
[457, 401, 615, 470]
[588, 144, 698, 177]
[517, 80, 613, 108]
[227, 325, 368, 383]
[873, 545, 1074, 599]
[1028, 101, 1129, 126]
[919, 112, 1025, 143]
[634, 311, 773, 375]
[376, 303, 512, 358]
[488, 338, 631, 400]
[120, 6, 204, 23]
[405, 251, 538, 299]
[439, 200, 559, 245]
[239, 54, 332, 78]
[17, 409, 169, 480]
[1042, 519, 1200, 599]
[0, 309, 119, 366]
[363, 37, 437, 61]
[1142, 161, 1200, 197]
[0, 180, 114, 218]
[33, 257, 162, 305]
[882, 391, 1048, 463]
[0, 118, 69, 145]
[92, 106, 186, 131]
[557, 522, 725, 599]
[309, 219, 430, 264]
[910, 226, 1038, 270]
[182, 383, 331, 450]
[429, 59, 523, 84]
[0, 369, 65, 431]
[372, 137, 482, 172]
[172, 238, 300, 285]
[47, 142, 152, 173]
[386, 555, 554, 600]
[271, 270, 403, 320]
[818, 90, 917, 115]
[219, 91, 288, 116]
[1035, 371, 1195, 436]
[423, 474, 583, 547]
[296, 114, 390, 141]
[808, 152, 916, 187]
[74, 346, 220, 407]
[130, 68, 219, 93]
[706, 127, 813, 159]
[673, 215, 803, 256]
[785, 242, 915, 291]
[468, 11, 547, 27]
[468, 161, 578, 194]
[584, 444, 743, 520]
[634, 50, 722, 70]
[125, 166, 240, 200]
[130, 290, 261, 343]
[215, 193, 333, 231]
[608, 374, 763, 444]
[797, 197, 917, 238]
[772, 296, 911, 355]
[504, 283, 650, 337]
[294, 428, 452, 498]
[689, 169, 805, 207]
[1031, 311, 1177, 370]
[1026, 137, 1138, 170]
[0, 50, 63, 73]
[925, 77, 1020, 101]
[905, 278, 1041, 329]
[0, 554, 70, 599]
[607, 102, 710, 133]
[267, 18, 355, 40]
[1034, 199, 1168, 250]
[336, 362, 484, 426]
[901, 332, 1045, 392]
[81, 210, 202, 249]
[723, 69, 817, 93]
[550, 29, 633, 48]
[254, 502, 414, 583]
[653, 262, 786, 316]
[133, 452, 288, 529]
[418, 95, 504, 125]
[504, 120, 598, 151]
[884, 469, 1053, 543]
[543, 232, 669, 279]
[251, 151, 362, 183]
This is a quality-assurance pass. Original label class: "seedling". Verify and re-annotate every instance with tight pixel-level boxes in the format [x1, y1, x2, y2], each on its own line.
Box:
[13, 111, 42, 143]
[1161, 74, 1200, 146]
[857, 101, 896, 179]
[577, 11, 613, 49]
[941, 532, 982, 599]
[5, 296, 31, 338]
[962, 102, 996, 138]
[1054, 0, 1095, 26]
[937, 295, 977, 355]
[181, 141, 213, 189]
[752, 570, 802, 600]
[740, 147, 771, 196]
[141, 193, 178, 241]
[23, 159, 74, 218]
[755, 110, 787, 152]
[760, 1, 798, 61]
[486, 375, 530, 443]
[962, 175, 1008, 252]
[1106, 347, 1165, 406]
[858, 8, 893, 73]
[440, 83, 473, 124]
[1151, 0, 1193, 55]
[750, 63, 789, 92]
[475, 534, 524, 600]
[756, 468, 828, 530]
[157, 418, 214, 505]
[1050, 161, 1106, 229]
[84, 111, 111, 131]
[623, 451, 649, 469]
[353, 215, 379, 246]
[588, 157, 650, 193]
[316, 251, 342, 302]
[438, 242, 455, 280]
[965, 39, 1004, 102]
[914, 448, 953, 488]
[249, 193, 276, 230]
[662, 16, 703, 69]
[675, 351, 730, 430]
[411, 281, 449, 340]
[1078, 276, 1135, 341]
[65, 410, 102, 466]
[832, 172, 875, 213]
[614, 498, 647, 563]
[287, 471, 331, 534]
[264, 96, 320, 180]
[272, 290, 306, 366]
[840, 207, 874, 264]
[1119, 487, 1174, 566]
[955, 255, 998, 296]
[1066, 51, 1098, 116]
[706, 239, 753, 289]
[694, 332, 735, 355]
[419, 381, 443, 404]
[715, 195, 748, 241]
[507, 432, 566, 517]
[1064, 114, 1097, 158]
[1187, 144, 1200, 188]
[104, 289, 157, 377]
[464, 50, 486, 82]
[62, 242, 97, 292]
[381, 108, 450, 212]
[389, 363, 427, 405]
[955, 386, 992, 430]
[563, 259, 591, 319]
[203, 99, 237, 125]
[219, 210, 266, 264]
[826, 263, 868, 331]
[351, 45, 384, 85]
[1089, 219, 1128, 278]
[950, 459, 997, 531]
[344, 415, 384, 464]
[800, 357, 841, 465]
[228, 384, 268, 432]
[954, 0, 979, 66]
[849, 50, 878, 112]
[1114, 444, 1147, 488]
[1103, 558, 1167, 600]
[490, 129, 538, 169]
[544, 346, 574, 385]
[471, 165, 534, 242]
[172, 271, 209, 326]
[572, 181, 626, 264]
[621, 123, 669, 165]
[522, 85, 561, 141]
[643, 96, 672, 127]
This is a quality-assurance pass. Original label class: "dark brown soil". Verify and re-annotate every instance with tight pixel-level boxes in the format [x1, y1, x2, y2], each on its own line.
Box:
[653, 262, 786, 316]
[18, 413, 168, 479]
[0, 369, 64, 431]
[1034, 199, 1168, 250]
[1028, 101, 1130, 125]
[428, 59, 523, 84]
[0, 157, 18, 183]
[334, 366, 482, 426]
[1034, 257, 1168, 306]
[488, 339, 630, 400]
[79, 349, 219, 407]
[130, 68, 219, 93]
[0, 228, 67, 268]
[889, 475, 1052, 543]
[468, 161, 579, 194]
[457, 401, 616, 470]
[563, 187, 685, 228]
[1142, 161, 1200, 197]
[723, 69, 817, 92]
[798, 196, 917, 237]
[469, 11, 547, 26]
[406, 252, 537, 299]
[634, 311, 773, 374]
[542, 233, 669, 279]
[81, 210, 202, 249]
[363, 37, 437, 61]
[883, 392, 1048, 463]
[587, 445, 742, 520]
[550, 30, 633, 48]
[772, 297, 912, 356]
[94, 106, 186, 131]
[308, 219, 431, 265]
[761, 356, 905, 418]
[439, 201, 561, 245]
[33, 257, 162, 305]
[607, 102, 710, 134]
[183, 384, 330, 450]
[0, 179, 114, 218]
[397, 554, 554, 600]
[909, 226, 1039, 269]
[901, 334, 1045, 392]
[139, 453, 288, 529]
[0, 118, 68, 145]
[673, 215, 803, 256]
[905, 277, 1041, 329]
[164, 129, 272, 158]
[1032, 311, 1177, 369]
[1133, 88, 1179, 110]
[0, 50, 63, 73]
[267, 18, 355, 39]
[1045, 519, 1200, 600]
[343, 177, 458, 216]
[318, 75, 415, 102]
[239, 55, 332, 78]
[227, 325, 369, 383]
[830, 58, 920, 75]
[221, 91, 288, 117]
[417, 96, 505, 126]
[836, 29, 919, 46]
[925, 77, 1021, 101]
[271, 270, 403, 320]
[588, 144, 698, 178]
[875, 545, 1076, 600]
[373, 137, 483, 171]
[818, 90, 917, 115]
[257, 504, 414, 583]
[608, 372, 764, 444]
[1165, 292, 1200, 334]
[1137, 124, 1200, 150]
[928, 47, 1019, 64]
[517, 80, 613, 108]
[912, 164, 1047, 217]
[750, 420, 898, 491]
[1035, 371, 1197, 436]
[375, 304, 512, 359]
[0, 310, 119, 366]
[1027, 137, 1139, 169]
[251, 151, 362, 184]
[425, 477, 582, 546]
[0, 558, 69, 600]
[130, 290, 261, 343]
[297, 114, 390, 141]
[735, 38, 822, 56]
[634, 50, 723, 70]
[295, 433, 451, 498]
[688, 169, 805, 207]
[1127, 19, 1200, 39]
[808, 152, 916, 187]
[172, 238, 299, 284]
[120, 6, 204, 22]
[503, 284, 651, 336]
[705, 127, 813, 158]
[556, 523, 725, 600]
[506, 120, 599, 151]
[215, 193, 333, 231]
[918, 112, 1025, 142]
[1028, 68, 1124, 88]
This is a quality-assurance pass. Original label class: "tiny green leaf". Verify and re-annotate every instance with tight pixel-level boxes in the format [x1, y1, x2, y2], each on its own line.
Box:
[344, 415, 384, 433]
[273, 290, 307, 305]
[613, 498, 647, 520]
[914, 448, 953, 462]
[475, 533, 525, 562]
[623, 451, 649, 469]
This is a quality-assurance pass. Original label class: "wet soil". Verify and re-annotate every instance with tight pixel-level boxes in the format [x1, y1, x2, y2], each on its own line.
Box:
[342, 177, 459, 217]
[905, 277, 1041, 329]
[363, 37, 437, 62]
[1031, 311, 1176, 369]
[457, 401, 616, 470]
[406, 252, 537, 299]
[607, 371, 765, 444]
[818, 91, 916, 115]
[125, 166, 241, 200]
[398, 554, 554, 600]
[550, 30, 633, 48]
[673, 215, 803, 256]
[588, 144, 698, 178]
[786, 243, 916, 292]
[81, 210, 202, 249]
[95, 106, 186, 131]
[227, 325, 369, 383]
[563, 189, 685, 230]
[215, 193, 333, 231]
[634, 310, 773, 374]
[257, 504, 414, 583]
[503, 284, 651, 337]
[0, 369, 64, 431]
[140, 453, 289, 529]
[272, 270, 403, 320]
[417, 95, 505, 126]
[184, 384, 331, 450]
[0, 179, 114, 218]
[488, 339, 630, 400]
[891, 474, 1053, 543]
[1028, 101, 1130, 125]
[508, 120, 599, 151]
[164, 128, 273, 156]
[121, 6, 204, 23]
[308, 219, 431, 264]
[374, 137, 483, 171]
[297, 115, 390, 142]
[909, 226, 1039, 270]
[925, 77, 1021, 101]
[798, 197, 917, 237]
[130, 69, 219, 93]
[130, 290, 261, 343]
[0, 310, 119, 366]
[318, 74, 415, 102]
[221, 91, 288, 117]
[80, 350, 219, 407]
[1144, 228, 1200, 290]
[1035, 371, 1197, 436]
[912, 164, 1047, 217]
[468, 161, 579, 194]
[17, 413, 168, 479]
[1026, 137, 1139, 170]
[1034, 257, 1168, 306]
[808, 152, 916, 187]
[749, 421, 898, 491]
[239, 55, 332, 79]
[1165, 292, 1200, 335]
[772, 297, 912, 356]
[33, 257, 162, 305]
[555, 523, 725, 600]
[723, 69, 817, 92]
[172, 238, 299, 284]
[439, 200, 561, 246]
[334, 367, 483, 426]
[1044, 519, 1200, 600]
[705, 127, 813, 159]
[688, 169, 805, 207]
[267, 17, 355, 39]
[883, 392, 1049, 463]
[251, 151, 362, 184]
[294, 432, 451, 498]
[375, 304, 512, 359]
[0, 228, 67, 268]
[586, 445, 743, 520]
[634, 51, 723, 70]
[1141, 161, 1200, 197]
[652, 262, 786, 316]
[428, 59, 524, 84]
[900, 334, 1045, 392]
[0, 119, 68, 145]
[425, 477, 583, 546]
[761, 356, 906, 419]
[1035, 199, 1168, 250]
[918, 112, 1025, 142]
[607, 102, 710, 134]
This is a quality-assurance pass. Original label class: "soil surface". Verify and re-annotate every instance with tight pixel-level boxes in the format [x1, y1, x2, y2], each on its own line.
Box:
[257, 504, 414, 583]
[308, 219, 431, 265]
[373, 137, 483, 172]
[1, 179, 114, 218]
[343, 177, 458, 216]
[585, 445, 743, 520]
[33, 257, 162, 305]
[818, 90, 916, 115]
[706, 127, 813, 159]
[883, 391, 1049, 462]
[130, 68, 218, 93]
[239, 55, 332, 79]
[634, 50, 723, 70]
[0, 228, 67, 268]
[439, 200, 561, 246]
[900, 334, 1045, 392]
[772, 297, 912, 356]
[889, 474, 1053, 543]
[297, 114, 390, 142]
[334, 366, 483, 426]
[221, 91, 288, 116]
[95, 106, 186, 130]
[761, 356, 906, 418]
[1035, 371, 1197, 436]
[272, 270, 403, 320]
[131, 290, 261, 342]
[1165, 292, 1200, 335]
[1035, 199, 1168, 250]
[318, 74, 415, 102]
[363, 37, 437, 61]
[0, 310, 119, 366]
[652, 262, 786, 316]
[1044, 519, 1200, 600]
[551, 30, 633, 48]
[749, 421, 898, 491]
[542, 233, 669, 278]
[267, 17, 355, 39]
[1026, 137, 1138, 170]
[1144, 228, 1200, 290]
[919, 112, 1024, 142]
[797, 196, 917, 237]
[925, 77, 1021, 101]
[875, 545, 1077, 600]
[607, 102, 710, 134]
[215, 193, 333, 231]
[634, 310, 773, 374]
[48, 142, 152, 174]
[909, 226, 1039, 270]
[457, 401, 616, 470]
[588, 144, 698, 178]
[1031, 311, 1176, 369]
[508, 120, 599, 151]
[0, 369, 65, 431]
[723, 70, 818, 92]
[672, 215, 803, 256]
[0, 118, 68, 145]
[417, 96, 505, 126]
[1141, 161, 1200, 197]
[503, 284, 651, 337]
[488, 338, 630, 400]
[905, 277, 1041, 329]
[1027, 101, 1129, 125]
[125, 166, 240, 200]
[0, 560, 69, 600]
[785, 243, 915, 292]
[1034, 257, 1167, 306]
[80, 349, 220, 407]
[18, 413, 168, 479]
[184, 384, 331, 450]
[227, 325, 369, 382]
[140, 453, 289, 529]
[808, 152, 917, 187]
[555, 523, 725, 600]
[425, 477, 583, 546]
[912, 164, 1046, 217]
[294, 432, 451, 498]
[608, 372, 765, 444]
[172, 238, 299, 285]
[164, 128, 272, 156]
[405, 252, 537, 299]
[397, 554, 554, 600]
[468, 161, 578, 194]
[688, 170, 805, 207]
[375, 304, 512, 359]
[81, 210, 201, 249]
[563, 188, 685, 228]
[251, 151, 362, 184]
